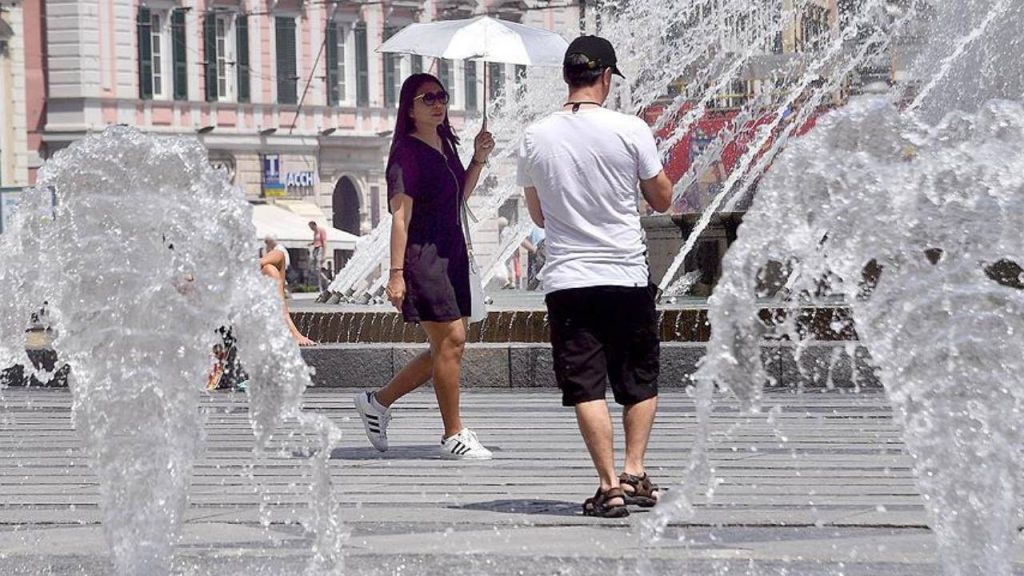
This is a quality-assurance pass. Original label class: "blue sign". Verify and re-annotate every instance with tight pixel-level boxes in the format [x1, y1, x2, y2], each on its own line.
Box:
[262, 154, 285, 196]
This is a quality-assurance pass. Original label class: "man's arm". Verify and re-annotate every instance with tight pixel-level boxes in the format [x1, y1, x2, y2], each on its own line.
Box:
[524, 187, 544, 228]
[639, 171, 673, 213]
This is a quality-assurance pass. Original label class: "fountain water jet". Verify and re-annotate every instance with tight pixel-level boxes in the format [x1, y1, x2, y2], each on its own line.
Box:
[0, 127, 344, 575]
[665, 95, 1024, 575]
[330, 0, 911, 305]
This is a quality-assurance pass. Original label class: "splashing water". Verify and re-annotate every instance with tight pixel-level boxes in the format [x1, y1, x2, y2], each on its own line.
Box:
[0, 127, 344, 575]
[331, 0, 903, 304]
[668, 96, 1024, 575]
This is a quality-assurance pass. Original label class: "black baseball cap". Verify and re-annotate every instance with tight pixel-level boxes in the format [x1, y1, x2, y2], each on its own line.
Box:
[563, 35, 625, 78]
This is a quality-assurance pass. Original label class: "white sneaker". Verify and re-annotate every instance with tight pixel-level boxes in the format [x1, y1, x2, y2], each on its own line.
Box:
[440, 428, 493, 460]
[354, 391, 391, 452]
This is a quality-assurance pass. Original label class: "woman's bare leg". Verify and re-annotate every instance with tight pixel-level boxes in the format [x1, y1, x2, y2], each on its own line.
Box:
[261, 264, 313, 346]
[374, 350, 433, 407]
[420, 319, 466, 438]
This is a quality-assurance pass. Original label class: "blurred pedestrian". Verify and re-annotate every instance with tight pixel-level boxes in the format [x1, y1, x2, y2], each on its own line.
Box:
[523, 227, 546, 291]
[308, 221, 328, 293]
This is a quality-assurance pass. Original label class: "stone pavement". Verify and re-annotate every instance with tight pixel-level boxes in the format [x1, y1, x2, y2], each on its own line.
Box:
[1, 388, 1022, 575]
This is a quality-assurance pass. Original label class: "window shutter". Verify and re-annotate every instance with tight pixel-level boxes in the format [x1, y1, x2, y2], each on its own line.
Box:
[326, 22, 339, 106]
[438, 59, 453, 101]
[464, 61, 477, 111]
[171, 9, 188, 101]
[137, 7, 153, 100]
[236, 14, 250, 103]
[382, 26, 398, 108]
[354, 21, 369, 107]
[489, 62, 504, 101]
[203, 13, 218, 102]
[275, 17, 297, 105]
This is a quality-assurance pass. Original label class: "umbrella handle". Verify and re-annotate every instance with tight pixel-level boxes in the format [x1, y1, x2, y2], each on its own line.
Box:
[482, 62, 488, 132]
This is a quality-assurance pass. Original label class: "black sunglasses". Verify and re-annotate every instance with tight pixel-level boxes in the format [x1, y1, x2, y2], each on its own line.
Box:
[414, 90, 450, 106]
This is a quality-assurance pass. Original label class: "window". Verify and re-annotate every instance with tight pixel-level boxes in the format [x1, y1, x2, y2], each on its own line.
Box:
[335, 24, 348, 102]
[438, 59, 454, 104]
[798, 5, 830, 53]
[275, 17, 297, 105]
[138, 8, 175, 100]
[171, 11, 188, 100]
[464, 61, 478, 111]
[327, 21, 352, 106]
[204, 12, 243, 103]
[488, 62, 505, 101]
[235, 14, 250, 102]
[151, 13, 166, 97]
[215, 16, 235, 101]
[383, 53, 400, 107]
[514, 65, 527, 98]
[354, 21, 369, 107]
[383, 26, 400, 107]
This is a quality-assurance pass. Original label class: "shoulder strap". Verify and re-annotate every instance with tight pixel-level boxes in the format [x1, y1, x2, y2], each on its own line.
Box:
[460, 199, 476, 260]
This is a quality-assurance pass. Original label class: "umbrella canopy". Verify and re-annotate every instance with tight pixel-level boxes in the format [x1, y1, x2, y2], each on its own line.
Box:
[377, 16, 568, 66]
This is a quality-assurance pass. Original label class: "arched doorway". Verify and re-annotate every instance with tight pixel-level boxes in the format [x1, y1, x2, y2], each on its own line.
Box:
[331, 176, 361, 272]
[332, 176, 361, 234]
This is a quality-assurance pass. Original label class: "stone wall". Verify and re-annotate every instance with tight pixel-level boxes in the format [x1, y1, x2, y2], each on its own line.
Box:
[301, 342, 882, 390]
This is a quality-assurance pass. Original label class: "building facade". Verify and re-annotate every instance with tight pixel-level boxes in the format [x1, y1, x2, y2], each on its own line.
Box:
[0, 1, 32, 188]
[6, 0, 582, 255]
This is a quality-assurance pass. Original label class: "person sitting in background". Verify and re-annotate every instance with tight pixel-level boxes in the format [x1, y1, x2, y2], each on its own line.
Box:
[320, 260, 335, 288]
[523, 227, 546, 291]
[260, 235, 314, 346]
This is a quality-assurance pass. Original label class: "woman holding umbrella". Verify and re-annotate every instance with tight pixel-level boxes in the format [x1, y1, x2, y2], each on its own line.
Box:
[353, 73, 496, 459]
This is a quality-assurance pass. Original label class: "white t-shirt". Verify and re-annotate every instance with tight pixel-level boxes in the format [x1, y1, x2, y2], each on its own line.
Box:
[516, 107, 663, 293]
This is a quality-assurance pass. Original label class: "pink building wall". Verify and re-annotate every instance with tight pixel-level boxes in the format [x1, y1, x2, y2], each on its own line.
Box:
[23, 0, 46, 184]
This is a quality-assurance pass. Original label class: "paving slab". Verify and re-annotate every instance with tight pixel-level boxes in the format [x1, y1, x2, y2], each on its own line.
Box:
[0, 387, 1022, 575]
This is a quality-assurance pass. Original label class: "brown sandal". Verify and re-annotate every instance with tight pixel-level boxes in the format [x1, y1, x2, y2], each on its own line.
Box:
[582, 486, 629, 518]
[619, 473, 660, 507]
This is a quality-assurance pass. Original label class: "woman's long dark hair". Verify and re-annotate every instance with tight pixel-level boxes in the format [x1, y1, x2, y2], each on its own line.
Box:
[390, 73, 460, 156]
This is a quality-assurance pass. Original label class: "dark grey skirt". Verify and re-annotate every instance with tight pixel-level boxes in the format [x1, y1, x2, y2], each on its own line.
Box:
[401, 242, 471, 323]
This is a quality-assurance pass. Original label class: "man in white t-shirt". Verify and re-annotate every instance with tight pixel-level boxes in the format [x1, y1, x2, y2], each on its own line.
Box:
[517, 35, 673, 519]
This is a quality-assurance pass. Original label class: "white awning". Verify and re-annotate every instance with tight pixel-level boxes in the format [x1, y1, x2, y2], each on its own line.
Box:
[251, 203, 358, 251]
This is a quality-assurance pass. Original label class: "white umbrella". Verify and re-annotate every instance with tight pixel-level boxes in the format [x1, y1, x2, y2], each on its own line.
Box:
[377, 16, 569, 123]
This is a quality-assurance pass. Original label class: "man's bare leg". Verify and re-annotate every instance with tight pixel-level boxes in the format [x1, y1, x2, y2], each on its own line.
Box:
[574, 399, 621, 493]
[622, 395, 657, 477]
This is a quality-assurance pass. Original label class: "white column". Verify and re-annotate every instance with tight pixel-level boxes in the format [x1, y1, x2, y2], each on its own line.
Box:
[113, 0, 136, 99]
